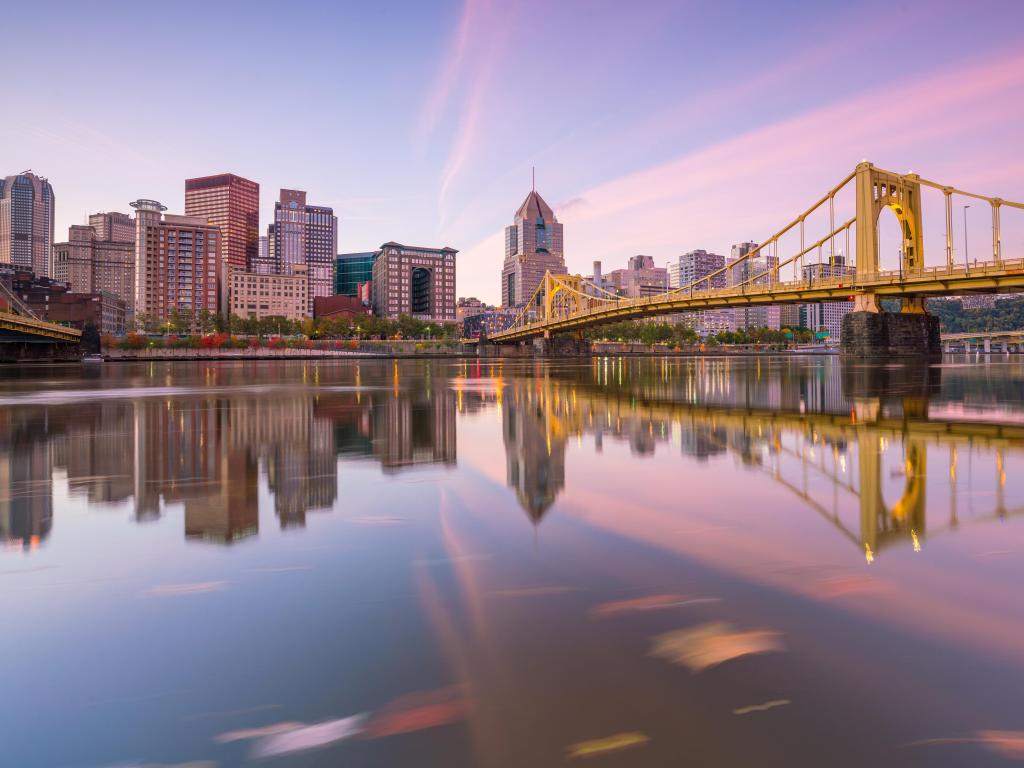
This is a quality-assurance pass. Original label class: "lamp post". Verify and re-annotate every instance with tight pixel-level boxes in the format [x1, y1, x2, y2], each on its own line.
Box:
[963, 204, 971, 273]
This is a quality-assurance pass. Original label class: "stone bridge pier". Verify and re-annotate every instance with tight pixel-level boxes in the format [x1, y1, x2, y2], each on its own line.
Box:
[841, 296, 941, 357]
[531, 334, 593, 356]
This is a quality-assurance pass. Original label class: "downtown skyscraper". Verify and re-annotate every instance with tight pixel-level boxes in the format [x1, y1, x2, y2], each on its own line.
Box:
[0, 171, 55, 277]
[272, 189, 337, 315]
[501, 187, 565, 308]
[184, 173, 259, 272]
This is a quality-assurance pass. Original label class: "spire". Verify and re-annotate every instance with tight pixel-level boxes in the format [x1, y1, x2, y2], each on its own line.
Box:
[532, 166, 535, 192]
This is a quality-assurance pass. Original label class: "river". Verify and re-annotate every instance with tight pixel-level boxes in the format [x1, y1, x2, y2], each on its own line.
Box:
[2, 356, 1023, 767]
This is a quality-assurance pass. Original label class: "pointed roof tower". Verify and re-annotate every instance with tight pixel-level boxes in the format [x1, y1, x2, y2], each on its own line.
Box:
[515, 189, 556, 222]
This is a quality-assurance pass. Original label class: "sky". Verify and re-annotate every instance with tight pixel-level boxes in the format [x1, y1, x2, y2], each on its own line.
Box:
[4, 0, 1024, 305]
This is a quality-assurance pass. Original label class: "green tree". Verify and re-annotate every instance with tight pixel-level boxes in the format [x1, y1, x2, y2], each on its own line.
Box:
[134, 312, 163, 334]
[167, 308, 191, 335]
[197, 309, 219, 334]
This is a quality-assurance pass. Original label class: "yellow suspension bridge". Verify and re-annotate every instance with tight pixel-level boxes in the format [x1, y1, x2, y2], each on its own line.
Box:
[492, 162, 1024, 350]
[0, 280, 82, 344]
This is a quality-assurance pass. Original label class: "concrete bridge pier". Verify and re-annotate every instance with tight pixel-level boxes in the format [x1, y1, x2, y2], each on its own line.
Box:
[841, 295, 941, 357]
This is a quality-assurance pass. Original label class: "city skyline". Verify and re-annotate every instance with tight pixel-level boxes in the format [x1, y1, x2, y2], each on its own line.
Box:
[3, 1, 1024, 304]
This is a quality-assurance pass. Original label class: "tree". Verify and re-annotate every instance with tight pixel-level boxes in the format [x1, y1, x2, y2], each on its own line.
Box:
[396, 314, 424, 339]
[167, 308, 191, 335]
[134, 312, 163, 334]
[197, 309, 218, 334]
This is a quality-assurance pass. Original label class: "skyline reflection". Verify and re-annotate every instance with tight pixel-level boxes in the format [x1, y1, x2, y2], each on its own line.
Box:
[1, 358, 1021, 559]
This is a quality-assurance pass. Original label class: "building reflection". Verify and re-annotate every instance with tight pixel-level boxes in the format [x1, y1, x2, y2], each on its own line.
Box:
[502, 383, 566, 523]
[1, 367, 461, 547]
[2, 357, 1020, 559]
[0, 410, 53, 551]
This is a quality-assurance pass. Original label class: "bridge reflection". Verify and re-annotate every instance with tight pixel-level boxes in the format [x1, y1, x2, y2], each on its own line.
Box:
[491, 358, 1022, 558]
[1, 359, 1020, 559]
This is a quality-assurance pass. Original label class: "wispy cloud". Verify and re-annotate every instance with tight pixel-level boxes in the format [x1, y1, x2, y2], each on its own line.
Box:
[435, 1, 510, 229]
[416, 0, 483, 143]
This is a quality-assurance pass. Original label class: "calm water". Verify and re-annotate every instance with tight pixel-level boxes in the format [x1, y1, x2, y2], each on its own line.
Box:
[2, 356, 1024, 767]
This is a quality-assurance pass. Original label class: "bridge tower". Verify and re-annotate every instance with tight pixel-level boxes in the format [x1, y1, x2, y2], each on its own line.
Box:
[842, 162, 940, 356]
[855, 162, 924, 280]
[858, 434, 927, 560]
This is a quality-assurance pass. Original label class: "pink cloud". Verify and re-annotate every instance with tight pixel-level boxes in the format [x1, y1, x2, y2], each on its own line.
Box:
[458, 46, 1024, 301]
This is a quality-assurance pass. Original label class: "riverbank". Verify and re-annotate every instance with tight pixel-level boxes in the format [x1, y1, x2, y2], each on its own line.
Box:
[102, 342, 476, 361]
[94, 340, 837, 361]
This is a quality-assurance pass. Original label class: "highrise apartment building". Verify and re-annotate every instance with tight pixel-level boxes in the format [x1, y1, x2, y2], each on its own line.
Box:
[184, 174, 259, 272]
[501, 188, 565, 307]
[131, 199, 220, 322]
[272, 190, 337, 315]
[669, 249, 730, 335]
[728, 241, 780, 331]
[52, 212, 135, 316]
[669, 249, 726, 290]
[607, 255, 668, 298]
[0, 171, 55, 277]
[801, 253, 856, 342]
[371, 242, 456, 321]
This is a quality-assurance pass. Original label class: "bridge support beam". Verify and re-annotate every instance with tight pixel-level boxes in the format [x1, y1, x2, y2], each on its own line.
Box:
[841, 307, 941, 357]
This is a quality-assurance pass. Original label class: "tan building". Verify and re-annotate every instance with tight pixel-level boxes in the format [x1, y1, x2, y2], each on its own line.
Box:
[89, 211, 135, 243]
[607, 255, 668, 298]
[372, 242, 456, 321]
[228, 264, 308, 321]
[131, 199, 220, 322]
[52, 212, 135, 317]
[456, 296, 490, 320]
[501, 188, 565, 307]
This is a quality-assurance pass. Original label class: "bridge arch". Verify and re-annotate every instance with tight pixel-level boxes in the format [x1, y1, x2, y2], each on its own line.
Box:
[856, 162, 924, 277]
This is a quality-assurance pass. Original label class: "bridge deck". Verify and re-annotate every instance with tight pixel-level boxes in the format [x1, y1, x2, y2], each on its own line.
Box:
[0, 311, 83, 343]
[493, 259, 1024, 342]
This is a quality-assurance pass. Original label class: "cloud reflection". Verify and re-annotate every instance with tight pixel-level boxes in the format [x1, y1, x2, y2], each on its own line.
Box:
[649, 623, 786, 673]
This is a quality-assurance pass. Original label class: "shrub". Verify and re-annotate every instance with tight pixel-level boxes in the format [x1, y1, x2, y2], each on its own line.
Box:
[120, 332, 148, 350]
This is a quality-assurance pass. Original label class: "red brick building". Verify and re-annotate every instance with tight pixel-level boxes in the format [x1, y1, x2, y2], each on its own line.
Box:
[184, 174, 259, 272]
[313, 294, 368, 319]
[1, 267, 126, 334]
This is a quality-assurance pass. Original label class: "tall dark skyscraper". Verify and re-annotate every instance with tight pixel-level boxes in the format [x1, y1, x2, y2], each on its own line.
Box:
[184, 173, 260, 272]
[0, 171, 55, 277]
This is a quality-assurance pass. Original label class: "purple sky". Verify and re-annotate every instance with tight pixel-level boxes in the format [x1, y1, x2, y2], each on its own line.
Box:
[4, 0, 1024, 303]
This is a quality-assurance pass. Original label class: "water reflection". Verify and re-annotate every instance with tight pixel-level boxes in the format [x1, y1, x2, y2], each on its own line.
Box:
[3, 357, 1024, 767]
[1, 358, 1021, 560]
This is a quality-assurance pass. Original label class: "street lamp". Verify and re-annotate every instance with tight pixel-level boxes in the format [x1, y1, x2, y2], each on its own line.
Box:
[963, 204, 971, 273]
